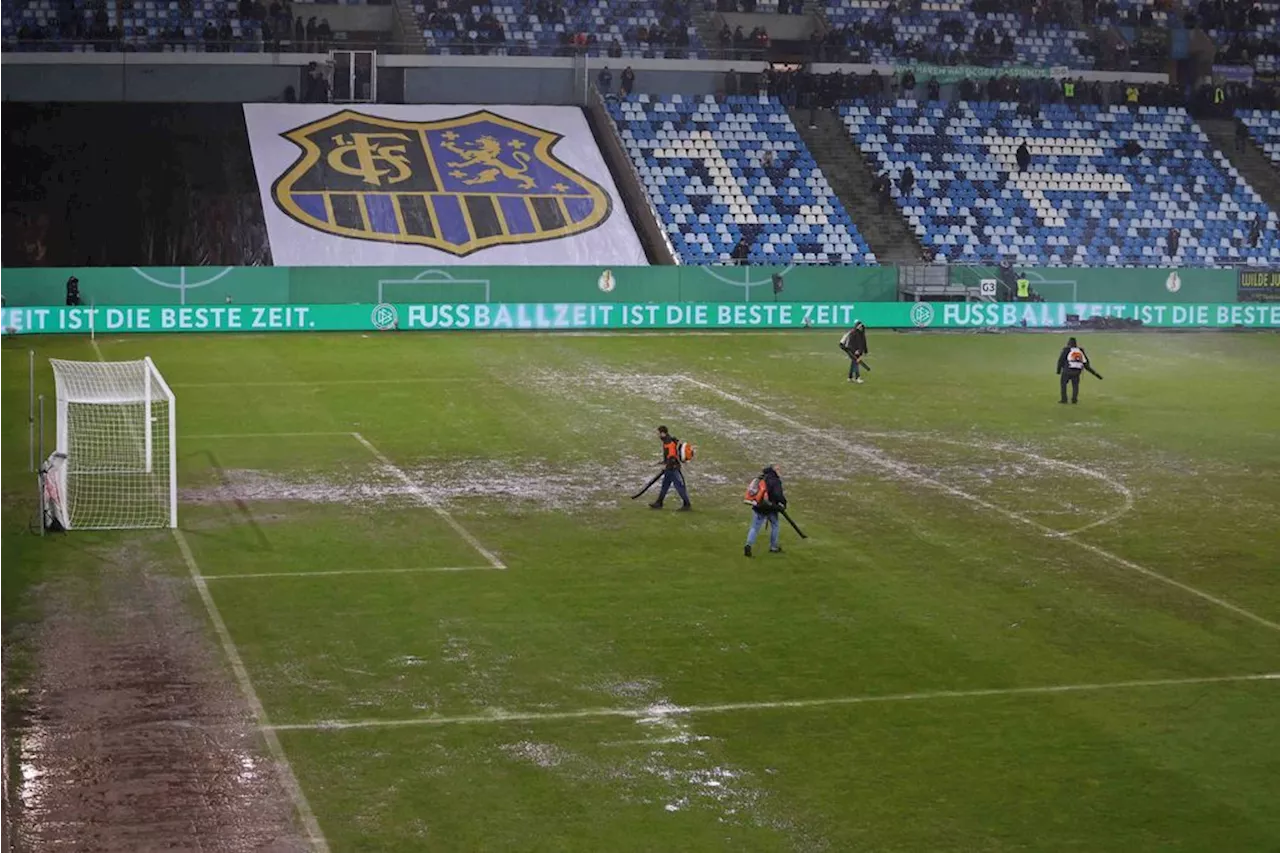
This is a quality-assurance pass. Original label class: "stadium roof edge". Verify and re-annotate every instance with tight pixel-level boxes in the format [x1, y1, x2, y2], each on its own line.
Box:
[0, 51, 1169, 83]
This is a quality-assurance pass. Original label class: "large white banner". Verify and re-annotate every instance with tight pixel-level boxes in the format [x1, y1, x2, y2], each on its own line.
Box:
[243, 104, 647, 267]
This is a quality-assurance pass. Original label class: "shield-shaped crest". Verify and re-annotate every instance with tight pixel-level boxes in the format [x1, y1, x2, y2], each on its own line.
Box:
[271, 109, 612, 256]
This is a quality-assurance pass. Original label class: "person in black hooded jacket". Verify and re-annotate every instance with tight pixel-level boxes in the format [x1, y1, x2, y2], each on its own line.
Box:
[1056, 336, 1102, 404]
[838, 321, 870, 383]
[744, 464, 786, 557]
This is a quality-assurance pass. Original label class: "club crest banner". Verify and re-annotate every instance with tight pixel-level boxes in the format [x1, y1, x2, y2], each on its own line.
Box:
[244, 104, 647, 267]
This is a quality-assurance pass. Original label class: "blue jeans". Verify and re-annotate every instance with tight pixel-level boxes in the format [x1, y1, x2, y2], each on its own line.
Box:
[746, 511, 779, 550]
[656, 468, 689, 505]
[848, 357, 861, 379]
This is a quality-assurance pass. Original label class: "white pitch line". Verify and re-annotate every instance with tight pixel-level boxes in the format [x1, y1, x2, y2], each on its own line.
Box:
[186, 432, 356, 440]
[173, 530, 331, 853]
[350, 432, 507, 570]
[175, 377, 473, 388]
[200, 565, 500, 580]
[267, 672, 1280, 732]
[678, 375, 1280, 634]
[902, 433, 1137, 538]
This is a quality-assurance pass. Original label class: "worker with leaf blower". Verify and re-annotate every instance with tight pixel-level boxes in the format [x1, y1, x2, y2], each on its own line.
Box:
[839, 320, 871, 384]
[648, 425, 692, 511]
[1056, 336, 1102, 404]
[744, 464, 789, 557]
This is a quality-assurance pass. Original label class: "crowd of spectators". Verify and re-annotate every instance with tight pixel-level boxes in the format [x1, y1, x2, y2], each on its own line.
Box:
[9, 0, 339, 52]
[715, 0, 806, 12]
[812, 0, 1087, 67]
[419, 0, 693, 58]
[715, 64, 1279, 119]
[716, 22, 772, 59]
[12, 0, 120, 49]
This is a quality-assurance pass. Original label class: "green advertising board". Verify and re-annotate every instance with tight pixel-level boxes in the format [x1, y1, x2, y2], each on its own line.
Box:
[4, 302, 1278, 335]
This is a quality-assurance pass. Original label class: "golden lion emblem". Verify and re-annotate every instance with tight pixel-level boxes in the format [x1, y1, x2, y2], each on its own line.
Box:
[443, 135, 537, 189]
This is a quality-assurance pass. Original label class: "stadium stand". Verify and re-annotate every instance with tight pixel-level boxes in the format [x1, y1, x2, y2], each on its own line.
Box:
[607, 94, 875, 264]
[415, 0, 703, 58]
[1, 0, 329, 53]
[819, 0, 1095, 69]
[1238, 110, 1280, 166]
[841, 99, 1280, 267]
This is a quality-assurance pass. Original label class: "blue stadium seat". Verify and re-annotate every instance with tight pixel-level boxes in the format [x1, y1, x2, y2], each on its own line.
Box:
[842, 99, 1280, 267]
[610, 94, 874, 265]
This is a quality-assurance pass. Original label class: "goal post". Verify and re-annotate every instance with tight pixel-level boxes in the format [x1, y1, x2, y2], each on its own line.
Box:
[47, 357, 177, 530]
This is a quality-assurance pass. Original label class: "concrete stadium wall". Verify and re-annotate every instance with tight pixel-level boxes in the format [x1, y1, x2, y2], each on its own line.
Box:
[2, 265, 896, 305]
[1, 59, 305, 102]
[1, 53, 1167, 104]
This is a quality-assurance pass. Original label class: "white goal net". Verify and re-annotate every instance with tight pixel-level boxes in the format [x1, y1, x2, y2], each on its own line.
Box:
[47, 357, 177, 530]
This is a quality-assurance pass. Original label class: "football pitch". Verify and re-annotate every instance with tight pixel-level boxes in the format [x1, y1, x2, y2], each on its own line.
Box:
[4, 329, 1280, 851]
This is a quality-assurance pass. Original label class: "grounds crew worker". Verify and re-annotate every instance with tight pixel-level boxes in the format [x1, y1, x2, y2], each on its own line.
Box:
[838, 321, 871, 383]
[744, 464, 786, 557]
[650, 425, 692, 511]
[1056, 336, 1103, 404]
[1016, 274, 1031, 301]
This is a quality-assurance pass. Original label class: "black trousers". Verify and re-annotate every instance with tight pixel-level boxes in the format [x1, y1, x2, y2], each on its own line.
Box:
[1060, 370, 1081, 402]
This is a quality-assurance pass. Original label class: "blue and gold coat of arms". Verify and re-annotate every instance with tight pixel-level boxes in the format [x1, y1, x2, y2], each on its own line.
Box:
[271, 109, 612, 256]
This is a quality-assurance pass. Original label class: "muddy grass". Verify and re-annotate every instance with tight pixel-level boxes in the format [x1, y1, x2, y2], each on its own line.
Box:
[7, 539, 309, 852]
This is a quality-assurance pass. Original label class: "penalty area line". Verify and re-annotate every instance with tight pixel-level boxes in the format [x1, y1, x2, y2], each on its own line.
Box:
[174, 377, 474, 388]
[350, 432, 506, 570]
[173, 530, 331, 853]
[678, 375, 1280, 635]
[267, 672, 1280, 732]
[186, 431, 356, 440]
[200, 565, 501, 580]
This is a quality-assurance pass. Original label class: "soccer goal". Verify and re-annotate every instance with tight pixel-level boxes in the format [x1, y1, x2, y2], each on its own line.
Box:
[44, 357, 177, 530]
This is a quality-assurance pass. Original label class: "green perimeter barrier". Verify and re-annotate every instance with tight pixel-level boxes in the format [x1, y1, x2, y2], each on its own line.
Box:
[4, 302, 1278, 334]
[0, 265, 1242, 307]
[0, 266, 897, 306]
[948, 266, 1238, 304]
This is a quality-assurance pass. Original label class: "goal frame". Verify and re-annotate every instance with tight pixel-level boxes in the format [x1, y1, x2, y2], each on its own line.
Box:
[49, 355, 178, 530]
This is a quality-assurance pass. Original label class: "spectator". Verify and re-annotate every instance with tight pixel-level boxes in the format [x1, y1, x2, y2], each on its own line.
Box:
[927, 76, 940, 101]
[608, 38, 622, 58]
[874, 172, 892, 212]
[1120, 139, 1143, 158]
[621, 66, 635, 97]
[1236, 118, 1249, 152]
[1167, 227, 1180, 258]
[899, 165, 915, 197]
[597, 66, 612, 94]
[731, 235, 751, 263]
[317, 17, 331, 51]
[294, 15, 304, 48]
[725, 68, 740, 96]
[305, 16, 316, 51]
[1249, 217, 1263, 248]
[1016, 139, 1031, 172]
[763, 148, 775, 168]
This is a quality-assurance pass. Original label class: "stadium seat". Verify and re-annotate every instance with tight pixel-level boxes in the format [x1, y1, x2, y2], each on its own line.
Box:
[607, 94, 872, 265]
[841, 99, 1280, 267]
